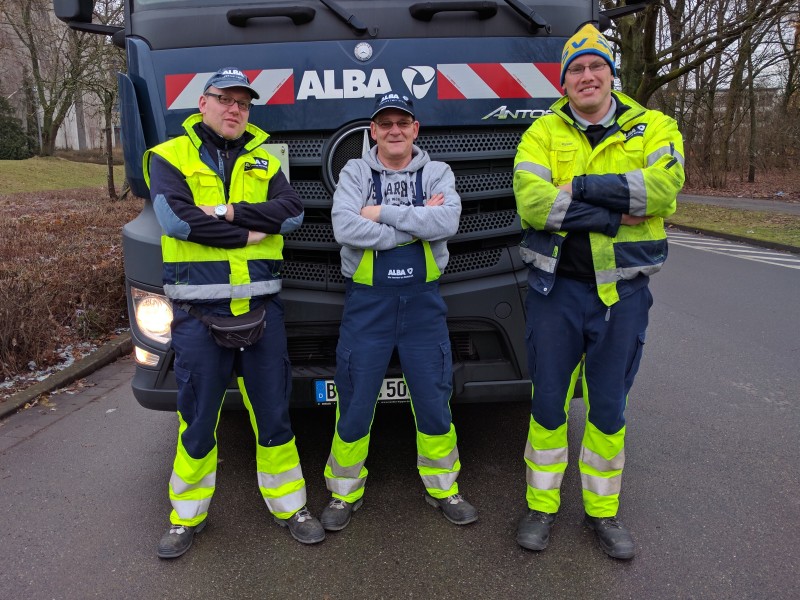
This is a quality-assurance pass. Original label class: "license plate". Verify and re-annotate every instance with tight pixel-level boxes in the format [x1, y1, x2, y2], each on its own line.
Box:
[314, 378, 410, 404]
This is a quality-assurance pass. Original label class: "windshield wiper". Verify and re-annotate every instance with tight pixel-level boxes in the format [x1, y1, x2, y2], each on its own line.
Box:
[320, 0, 378, 37]
[502, 0, 551, 34]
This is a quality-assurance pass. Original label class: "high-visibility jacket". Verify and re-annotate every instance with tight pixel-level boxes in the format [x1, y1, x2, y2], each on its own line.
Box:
[143, 114, 285, 315]
[513, 92, 685, 306]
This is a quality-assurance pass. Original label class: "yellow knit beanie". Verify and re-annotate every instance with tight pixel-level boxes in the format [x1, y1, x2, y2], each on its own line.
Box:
[560, 23, 616, 86]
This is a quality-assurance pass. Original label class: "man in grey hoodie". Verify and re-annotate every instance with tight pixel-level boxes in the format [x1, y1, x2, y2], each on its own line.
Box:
[320, 92, 478, 532]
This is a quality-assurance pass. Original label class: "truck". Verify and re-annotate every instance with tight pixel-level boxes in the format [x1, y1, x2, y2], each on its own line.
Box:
[54, 0, 649, 409]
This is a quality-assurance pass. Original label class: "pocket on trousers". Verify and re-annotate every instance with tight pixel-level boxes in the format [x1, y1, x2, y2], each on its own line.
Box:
[281, 355, 292, 403]
[624, 333, 646, 390]
[438, 340, 453, 388]
[174, 362, 198, 422]
[335, 345, 353, 395]
[525, 324, 537, 381]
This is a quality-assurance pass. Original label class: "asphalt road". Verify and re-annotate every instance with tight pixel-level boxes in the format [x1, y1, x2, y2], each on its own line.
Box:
[1, 233, 798, 599]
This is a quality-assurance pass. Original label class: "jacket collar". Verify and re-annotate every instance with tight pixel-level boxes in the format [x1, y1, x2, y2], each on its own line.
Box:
[180, 113, 269, 152]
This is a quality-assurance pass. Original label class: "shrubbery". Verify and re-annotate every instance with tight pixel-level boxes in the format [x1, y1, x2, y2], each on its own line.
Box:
[0, 97, 34, 160]
[0, 190, 142, 377]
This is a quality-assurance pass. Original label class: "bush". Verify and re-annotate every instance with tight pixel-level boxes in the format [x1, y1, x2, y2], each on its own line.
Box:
[0, 97, 34, 160]
[0, 189, 142, 377]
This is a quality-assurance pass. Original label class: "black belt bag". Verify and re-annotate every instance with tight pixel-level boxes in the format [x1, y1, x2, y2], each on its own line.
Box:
[180, 303, 266, 350]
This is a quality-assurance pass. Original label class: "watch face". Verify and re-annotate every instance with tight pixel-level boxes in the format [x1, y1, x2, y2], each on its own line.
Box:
[215, 205, 227, 217]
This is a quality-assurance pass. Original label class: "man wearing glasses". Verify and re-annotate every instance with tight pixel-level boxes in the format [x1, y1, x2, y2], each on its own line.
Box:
[320, 92, 477, 532]
[144, 67, 324, 558]
[513, 24, 685, 558]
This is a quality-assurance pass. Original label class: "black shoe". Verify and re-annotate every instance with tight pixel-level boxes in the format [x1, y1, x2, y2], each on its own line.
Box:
[516, 510, 556, 551]
[424, 493, 479, 525]
[157, 520, 207, 559]
[274, 506, 326, 544]
[584, 514, 635, 559]
[320, 497, 363, 531]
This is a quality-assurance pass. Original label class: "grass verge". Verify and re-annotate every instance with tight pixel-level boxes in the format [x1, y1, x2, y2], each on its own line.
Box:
[0, 156, 125, 194]
[666, 203, 800, 250]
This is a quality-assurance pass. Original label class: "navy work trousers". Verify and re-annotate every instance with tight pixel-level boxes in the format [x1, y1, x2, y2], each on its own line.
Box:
[524, 275, 652, 434]
[170, 295, 294, 458]
[334, 280, 454, 442]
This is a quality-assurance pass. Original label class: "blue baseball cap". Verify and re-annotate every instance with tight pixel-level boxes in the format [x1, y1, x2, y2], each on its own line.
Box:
[203, 68, 260, 100]
[371, 92, 415, 120]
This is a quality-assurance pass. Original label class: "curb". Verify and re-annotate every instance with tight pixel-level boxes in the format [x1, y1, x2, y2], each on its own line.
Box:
[666, 222, 800, 254]
[0, 332, 133, 420]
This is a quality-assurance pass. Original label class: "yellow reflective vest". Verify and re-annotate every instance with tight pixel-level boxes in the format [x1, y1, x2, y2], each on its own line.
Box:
[513, 92, 685, 306]
[144, 114, 285, 315]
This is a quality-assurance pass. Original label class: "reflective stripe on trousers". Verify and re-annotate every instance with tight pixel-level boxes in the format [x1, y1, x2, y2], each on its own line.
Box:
[524, 412, 626, 517]
[324, 426, 370, 503]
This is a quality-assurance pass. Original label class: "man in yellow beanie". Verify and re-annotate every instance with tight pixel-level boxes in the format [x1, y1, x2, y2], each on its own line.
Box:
[513, 23, 685, 559]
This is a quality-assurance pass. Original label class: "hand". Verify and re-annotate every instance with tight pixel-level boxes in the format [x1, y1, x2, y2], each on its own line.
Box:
[558, 183, 573, 195]
[426, 193, 444, 206]
[621, 214, 650, 226]
[360, 205, 381, 222]
[247, 231, 267, 245]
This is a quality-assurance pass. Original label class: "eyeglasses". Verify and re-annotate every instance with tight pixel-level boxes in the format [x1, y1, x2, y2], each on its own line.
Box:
[205, 92, 252, 112]
[565, 61, 610, 77]
[374, 119, 414, 131]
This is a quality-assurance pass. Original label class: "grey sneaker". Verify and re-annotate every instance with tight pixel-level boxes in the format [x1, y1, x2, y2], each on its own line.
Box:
[584, 514, 635, 560]
[274, 506, 325, 544]
[424, 493, 478, 525]
[157, 520, 207, 559]
[516, 509, 556, 551]
[320, 497, 363, 531]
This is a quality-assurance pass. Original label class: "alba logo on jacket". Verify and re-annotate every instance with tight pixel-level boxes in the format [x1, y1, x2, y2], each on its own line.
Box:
[388, 267, 414, 279]
[625, 124, 647, 142]
[244, 158, 269, 171]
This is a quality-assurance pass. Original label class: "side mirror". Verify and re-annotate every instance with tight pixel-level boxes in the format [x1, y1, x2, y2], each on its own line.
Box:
[54, 0, 93, 24]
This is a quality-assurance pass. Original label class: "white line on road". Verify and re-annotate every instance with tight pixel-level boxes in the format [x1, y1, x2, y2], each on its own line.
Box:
[667, 232, 800, 269]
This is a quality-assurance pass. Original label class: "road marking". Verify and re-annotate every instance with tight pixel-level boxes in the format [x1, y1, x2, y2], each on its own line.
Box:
[668, 231, 800, 269]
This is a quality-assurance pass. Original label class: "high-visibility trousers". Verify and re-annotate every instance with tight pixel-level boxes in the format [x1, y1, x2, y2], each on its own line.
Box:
[523, 275, 651, 517]
[167, 296, 307, 526]
[324, 280, 460, 503]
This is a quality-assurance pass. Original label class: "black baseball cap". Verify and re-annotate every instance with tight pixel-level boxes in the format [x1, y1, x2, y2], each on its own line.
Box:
[371, 92, 415, 120]
[203, 68, 260, 100]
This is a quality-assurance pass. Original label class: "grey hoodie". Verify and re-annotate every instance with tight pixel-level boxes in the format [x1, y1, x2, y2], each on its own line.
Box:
[332, 144, 461, 279]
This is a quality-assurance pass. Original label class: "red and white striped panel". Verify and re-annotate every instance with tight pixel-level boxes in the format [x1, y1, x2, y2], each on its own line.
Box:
[165, 69, 294, 110]
[437, 63, 562, 99]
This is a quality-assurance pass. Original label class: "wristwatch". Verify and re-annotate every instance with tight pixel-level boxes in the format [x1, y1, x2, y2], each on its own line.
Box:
[214, 204, 228, 220]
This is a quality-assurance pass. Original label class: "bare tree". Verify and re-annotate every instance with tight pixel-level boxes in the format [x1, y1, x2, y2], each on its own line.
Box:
[79, 0, 126, 199]
[603, 0, 797, 105]
[1, 0, 93, 155]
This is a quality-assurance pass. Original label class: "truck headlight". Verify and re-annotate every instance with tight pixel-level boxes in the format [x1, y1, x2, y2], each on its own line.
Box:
[131, 287, 172, 344]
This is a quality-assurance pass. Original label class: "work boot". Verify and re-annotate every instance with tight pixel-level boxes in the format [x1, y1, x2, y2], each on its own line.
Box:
[157, 520, 207, 559]
[424, 493, 478, 525]
[274, 506, 325, 544]
[584, 514, 635, 560]
[516, 510, 556, 551]
[320, 497, 363, 531]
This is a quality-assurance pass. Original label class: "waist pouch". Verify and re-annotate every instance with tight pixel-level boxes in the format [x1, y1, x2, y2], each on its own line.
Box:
[180, 303, 266, 350]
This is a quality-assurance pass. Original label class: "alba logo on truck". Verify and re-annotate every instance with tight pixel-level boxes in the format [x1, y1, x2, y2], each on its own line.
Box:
[298, 69, 393, 100]
[297, 66, 435, 100]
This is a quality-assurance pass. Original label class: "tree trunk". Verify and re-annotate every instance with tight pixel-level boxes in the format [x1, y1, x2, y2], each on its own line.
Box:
[105, 107, 116, 200]
[747, 52, 757, 183]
